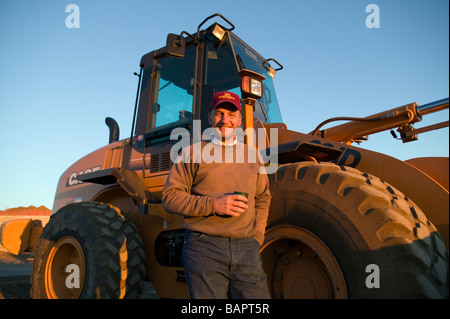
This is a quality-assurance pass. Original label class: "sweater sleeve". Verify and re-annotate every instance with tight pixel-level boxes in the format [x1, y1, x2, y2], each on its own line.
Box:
[162, 156, 215, 217]
[252, 169, 272, 246]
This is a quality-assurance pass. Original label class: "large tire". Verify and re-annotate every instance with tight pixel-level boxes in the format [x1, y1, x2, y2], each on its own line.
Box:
[31, 202, 146, 299]
[262, 162, 448, 299]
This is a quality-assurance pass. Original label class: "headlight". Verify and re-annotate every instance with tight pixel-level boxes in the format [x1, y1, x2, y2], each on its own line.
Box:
[242, 76, 262, 98]
[212, 24, 226, 41]
[238, 69, 266, 99]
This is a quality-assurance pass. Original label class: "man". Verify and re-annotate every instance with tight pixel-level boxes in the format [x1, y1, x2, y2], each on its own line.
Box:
[162, 91, 271, 299]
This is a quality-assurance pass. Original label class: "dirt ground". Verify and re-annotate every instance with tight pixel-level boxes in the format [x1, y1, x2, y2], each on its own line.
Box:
[0, 249, 33, 299]
[0, 248, 159, 299]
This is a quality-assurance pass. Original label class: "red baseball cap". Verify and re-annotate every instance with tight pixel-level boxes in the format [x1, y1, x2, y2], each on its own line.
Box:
[209, 91, 241, 112]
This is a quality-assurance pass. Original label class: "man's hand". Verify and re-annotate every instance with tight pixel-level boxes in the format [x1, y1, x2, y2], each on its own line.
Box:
[213, 195, 248, 217]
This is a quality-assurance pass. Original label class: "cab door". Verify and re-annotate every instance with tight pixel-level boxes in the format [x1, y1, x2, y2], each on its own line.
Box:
[130, 46, 197, 201]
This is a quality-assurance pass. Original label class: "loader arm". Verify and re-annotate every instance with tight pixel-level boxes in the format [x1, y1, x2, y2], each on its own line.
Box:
[311, 98, 449, 144]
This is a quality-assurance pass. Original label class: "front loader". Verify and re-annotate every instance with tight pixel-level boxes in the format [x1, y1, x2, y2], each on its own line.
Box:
[1, 14, 448, 299]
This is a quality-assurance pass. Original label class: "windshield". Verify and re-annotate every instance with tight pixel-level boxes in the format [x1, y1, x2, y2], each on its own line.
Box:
[204, 32, 282, 124]
[230, 33, 283, 124]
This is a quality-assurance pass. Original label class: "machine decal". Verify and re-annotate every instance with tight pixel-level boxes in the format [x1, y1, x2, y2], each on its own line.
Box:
[66, 165, 101, 187]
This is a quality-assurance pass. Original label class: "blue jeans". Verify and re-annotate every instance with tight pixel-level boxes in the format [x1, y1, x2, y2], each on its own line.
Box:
[182, 230, 271, 299]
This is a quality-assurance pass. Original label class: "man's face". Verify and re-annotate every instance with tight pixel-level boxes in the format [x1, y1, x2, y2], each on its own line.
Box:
[208, 103, 242, 141]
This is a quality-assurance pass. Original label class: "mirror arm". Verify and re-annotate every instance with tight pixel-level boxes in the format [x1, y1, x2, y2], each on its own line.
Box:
[180, 31, 198, 44]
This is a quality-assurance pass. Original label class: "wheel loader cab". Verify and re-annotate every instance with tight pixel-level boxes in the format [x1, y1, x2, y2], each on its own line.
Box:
[132, 22, 283, 144]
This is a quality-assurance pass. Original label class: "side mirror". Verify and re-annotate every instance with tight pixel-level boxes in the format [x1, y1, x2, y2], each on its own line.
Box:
[166, 33, 185, 58]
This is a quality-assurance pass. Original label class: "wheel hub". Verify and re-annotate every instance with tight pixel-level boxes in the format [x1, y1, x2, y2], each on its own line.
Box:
[262, 226, 348, 299]
[272, 242, 333, 298]
[44, 236, 86, 299]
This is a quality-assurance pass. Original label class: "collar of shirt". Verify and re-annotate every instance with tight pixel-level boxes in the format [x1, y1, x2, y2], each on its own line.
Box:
[210, 134, 238, 146]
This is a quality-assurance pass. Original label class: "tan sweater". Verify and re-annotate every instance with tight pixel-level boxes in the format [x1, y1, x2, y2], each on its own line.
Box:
[162, 141, 271, 245]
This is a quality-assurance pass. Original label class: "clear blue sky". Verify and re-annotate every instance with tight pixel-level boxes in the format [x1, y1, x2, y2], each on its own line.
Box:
[0, 0, 448, 210]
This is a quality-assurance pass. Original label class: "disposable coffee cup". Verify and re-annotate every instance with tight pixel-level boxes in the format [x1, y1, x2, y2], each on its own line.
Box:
[234, 191, 248, 214]
[234, 191, 249, 201]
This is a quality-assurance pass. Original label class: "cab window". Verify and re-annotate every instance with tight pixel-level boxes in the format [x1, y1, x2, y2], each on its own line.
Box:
[150, 47, 196, 131]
